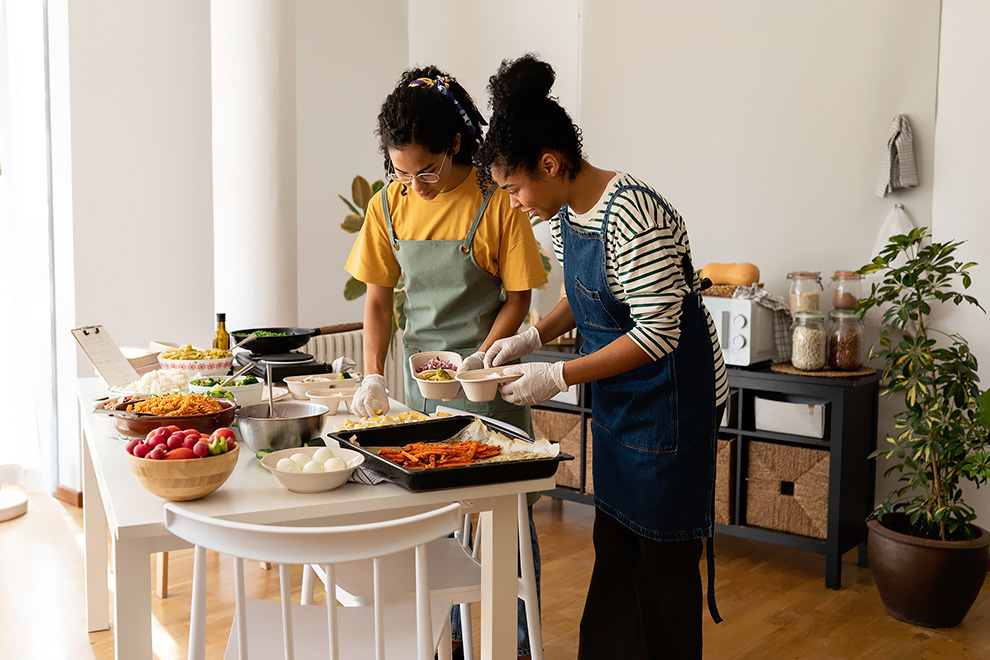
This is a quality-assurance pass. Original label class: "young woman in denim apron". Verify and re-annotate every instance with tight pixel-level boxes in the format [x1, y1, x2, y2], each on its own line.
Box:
[345, 67, 548, 659]
[477, 55, 729, 659]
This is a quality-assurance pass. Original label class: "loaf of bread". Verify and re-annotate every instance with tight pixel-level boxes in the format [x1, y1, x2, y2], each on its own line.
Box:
[700, 262, 760, 286]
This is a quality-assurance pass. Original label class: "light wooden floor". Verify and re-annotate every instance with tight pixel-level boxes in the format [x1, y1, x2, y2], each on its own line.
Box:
[4, 487, 990, 659]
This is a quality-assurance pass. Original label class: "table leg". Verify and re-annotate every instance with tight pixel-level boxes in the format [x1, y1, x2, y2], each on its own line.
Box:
[480, 494, 517, 660]
[114, 537, 153, 659]
[83, 431, 109, 632]
[156, 552, 169, 598]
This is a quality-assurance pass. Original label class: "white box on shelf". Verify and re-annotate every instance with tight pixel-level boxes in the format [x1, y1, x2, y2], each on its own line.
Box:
[550, 383, 580, 406]
[754, 395, 827, 439]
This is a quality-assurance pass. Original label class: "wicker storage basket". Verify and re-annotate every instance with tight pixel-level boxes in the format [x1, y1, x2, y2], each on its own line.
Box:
[585, 419, 595, 495]
[745, 441, 828, 539]
[715, 436, 736, 525]
[532, 409, 582, 490]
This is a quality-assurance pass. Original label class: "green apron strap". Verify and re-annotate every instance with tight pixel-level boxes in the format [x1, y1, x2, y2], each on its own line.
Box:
[460, 185, 497, 254]
[380, 183, 400, 250]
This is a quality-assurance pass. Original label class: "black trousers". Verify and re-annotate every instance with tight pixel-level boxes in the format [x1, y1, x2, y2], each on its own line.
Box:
[577, 509, 704, 660]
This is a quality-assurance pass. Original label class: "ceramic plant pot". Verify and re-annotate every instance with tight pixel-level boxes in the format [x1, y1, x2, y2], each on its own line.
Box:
[868, 515, 990, 628]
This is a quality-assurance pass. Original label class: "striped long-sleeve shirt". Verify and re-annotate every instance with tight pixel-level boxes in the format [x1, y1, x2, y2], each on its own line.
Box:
[551, 172, 729, 406]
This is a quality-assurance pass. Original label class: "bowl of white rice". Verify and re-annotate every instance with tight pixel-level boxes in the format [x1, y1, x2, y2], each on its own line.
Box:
[107, 369, 201, 397]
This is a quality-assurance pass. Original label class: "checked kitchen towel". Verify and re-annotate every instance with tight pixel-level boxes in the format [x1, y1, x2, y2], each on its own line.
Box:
[875, 114, 919, 197]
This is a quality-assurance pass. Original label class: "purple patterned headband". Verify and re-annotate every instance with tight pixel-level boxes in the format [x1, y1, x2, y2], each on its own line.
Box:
[408, 76, 486, 135]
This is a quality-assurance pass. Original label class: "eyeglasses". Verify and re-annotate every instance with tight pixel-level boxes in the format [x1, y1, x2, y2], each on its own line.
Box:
[386, 150, 449, 184]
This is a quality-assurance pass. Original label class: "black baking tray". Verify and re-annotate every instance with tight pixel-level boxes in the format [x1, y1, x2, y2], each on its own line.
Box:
[326, 416, 573, 492]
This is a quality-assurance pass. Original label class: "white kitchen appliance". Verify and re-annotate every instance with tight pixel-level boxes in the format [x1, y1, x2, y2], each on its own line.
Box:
[703, 296, 777, 366]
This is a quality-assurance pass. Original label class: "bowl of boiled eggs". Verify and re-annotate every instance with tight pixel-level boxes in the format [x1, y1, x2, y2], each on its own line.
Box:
[260, 445, 364, 493]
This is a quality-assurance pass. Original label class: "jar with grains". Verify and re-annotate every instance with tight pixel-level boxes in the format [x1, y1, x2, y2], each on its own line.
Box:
[791, 310, 826, 371]
[830, 271, 863, 310]
[828, 310, 865, 371]
[787, 271, 823, 317]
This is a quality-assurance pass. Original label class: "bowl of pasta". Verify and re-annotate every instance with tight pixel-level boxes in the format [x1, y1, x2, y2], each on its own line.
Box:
[105, 393, 239, 438]
[157, 344, 233, 377]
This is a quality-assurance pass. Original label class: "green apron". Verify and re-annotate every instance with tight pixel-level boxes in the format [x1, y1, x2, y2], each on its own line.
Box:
[381, 183, 531, 434]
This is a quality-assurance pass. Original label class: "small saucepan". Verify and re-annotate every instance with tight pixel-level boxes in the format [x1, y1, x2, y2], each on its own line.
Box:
[229, 323, 362, 355]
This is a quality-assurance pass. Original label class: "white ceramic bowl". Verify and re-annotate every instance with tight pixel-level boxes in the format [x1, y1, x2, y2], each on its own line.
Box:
[455, 366, 523, 402]
[283, 374, 339, 400]
[409, 351, 463, 401]
[260, 445, 364, 493]
[305, 388, 357, 415]
[188, 378, 264, 406]
[322, 372, 361, 389]
[158, 355, 233, 378]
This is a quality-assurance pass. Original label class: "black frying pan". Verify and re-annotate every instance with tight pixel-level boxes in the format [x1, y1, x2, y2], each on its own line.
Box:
[230, 324, 362, 355]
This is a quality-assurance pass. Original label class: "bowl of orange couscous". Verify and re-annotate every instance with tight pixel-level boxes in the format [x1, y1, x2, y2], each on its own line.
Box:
[107, 392, 239, 438]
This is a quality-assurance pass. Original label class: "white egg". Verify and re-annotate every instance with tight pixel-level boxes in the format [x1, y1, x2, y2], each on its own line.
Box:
[276, 458, 301, 473]
[302, 460, 324, 473]
[290, 452, 311, 467]
[323, 457, 347, 472]
[312, 447, 335, 464]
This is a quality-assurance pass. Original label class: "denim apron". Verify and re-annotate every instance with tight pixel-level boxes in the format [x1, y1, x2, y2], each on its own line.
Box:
[561, 184, 721, 621]
[380, 183, 530, 432]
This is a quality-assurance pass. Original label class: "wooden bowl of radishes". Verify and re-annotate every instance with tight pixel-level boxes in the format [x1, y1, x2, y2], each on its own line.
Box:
[125, 426, 239, 501]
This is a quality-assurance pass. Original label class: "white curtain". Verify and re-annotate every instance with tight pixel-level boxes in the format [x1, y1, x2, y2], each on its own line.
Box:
[0, 0, 55, 493]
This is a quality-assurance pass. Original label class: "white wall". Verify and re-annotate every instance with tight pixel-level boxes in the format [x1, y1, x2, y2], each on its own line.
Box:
[295, 0, 410, 328]
[56, 0, 214, 490]
[407, 0, 582, 315]
[932, 0, 990, 525]
[581, 0, 939, 298]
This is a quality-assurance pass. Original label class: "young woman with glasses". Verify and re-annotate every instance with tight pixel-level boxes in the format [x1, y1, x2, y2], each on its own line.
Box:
[345, 66, 548, 659]
[476, 54, 729, 659]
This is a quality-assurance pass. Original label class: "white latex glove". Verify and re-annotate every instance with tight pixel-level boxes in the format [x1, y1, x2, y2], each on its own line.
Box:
[484, 326, 543, 368]
[447, 351, 486, 401]
[457, 351, 486, 374]
[499, 361, 568, 406]
[350, 373, 389, 418]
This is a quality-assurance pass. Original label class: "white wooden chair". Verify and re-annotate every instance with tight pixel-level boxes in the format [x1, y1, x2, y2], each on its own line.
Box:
[301, 493, 543, 660]
[163, 501, 462, 660]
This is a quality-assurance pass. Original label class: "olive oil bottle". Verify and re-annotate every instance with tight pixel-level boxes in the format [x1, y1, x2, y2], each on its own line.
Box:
[213, 313, 230, 351]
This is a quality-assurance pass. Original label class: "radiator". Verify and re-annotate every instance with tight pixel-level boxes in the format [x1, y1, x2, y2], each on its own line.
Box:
[303, 330, 406, 405]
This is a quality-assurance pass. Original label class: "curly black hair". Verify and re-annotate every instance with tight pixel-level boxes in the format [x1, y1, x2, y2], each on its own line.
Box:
[376, 66, 487, 177]
[476, 54, 583, 188]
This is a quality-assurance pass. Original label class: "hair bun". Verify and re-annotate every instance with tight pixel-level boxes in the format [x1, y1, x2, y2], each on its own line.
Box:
[488, 54, 555, 110]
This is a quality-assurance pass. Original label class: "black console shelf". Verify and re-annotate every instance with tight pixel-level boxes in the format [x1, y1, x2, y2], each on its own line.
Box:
[527, 345, 881, 590]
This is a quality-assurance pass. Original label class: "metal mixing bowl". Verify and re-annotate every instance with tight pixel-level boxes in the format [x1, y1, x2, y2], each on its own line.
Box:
[235, 402, 330, 453]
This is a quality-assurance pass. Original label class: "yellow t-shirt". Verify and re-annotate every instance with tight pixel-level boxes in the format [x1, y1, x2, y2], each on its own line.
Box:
[345, 169, 548, 292]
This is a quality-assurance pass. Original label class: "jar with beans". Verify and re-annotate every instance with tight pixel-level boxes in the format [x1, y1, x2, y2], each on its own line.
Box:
[791, 310, 826, 371]
[830, 271, 864, 310]
[787, 271, 823, 317]
[828, 310, 865, 371]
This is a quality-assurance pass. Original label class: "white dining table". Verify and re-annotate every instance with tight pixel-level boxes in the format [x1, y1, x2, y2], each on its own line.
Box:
[78, 377, 552, 659]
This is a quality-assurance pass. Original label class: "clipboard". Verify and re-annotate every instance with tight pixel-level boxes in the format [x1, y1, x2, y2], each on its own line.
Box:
[71, 325, 140, 388]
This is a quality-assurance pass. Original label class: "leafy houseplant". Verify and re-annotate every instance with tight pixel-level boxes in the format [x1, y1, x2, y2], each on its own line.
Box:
[857, 226, 990, 541]
[856, 226, 990, 628]
[339, 175, 407, 338]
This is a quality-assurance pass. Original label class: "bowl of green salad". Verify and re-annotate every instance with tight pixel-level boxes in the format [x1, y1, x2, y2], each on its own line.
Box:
[188, 374, 264, 406]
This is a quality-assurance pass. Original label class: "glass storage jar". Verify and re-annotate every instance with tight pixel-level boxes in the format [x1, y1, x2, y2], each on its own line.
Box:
[828, 310, 865, 371]
[787, 271, 823, 317]
[791, 310, 826, 371]
[830, 271, 864, 310]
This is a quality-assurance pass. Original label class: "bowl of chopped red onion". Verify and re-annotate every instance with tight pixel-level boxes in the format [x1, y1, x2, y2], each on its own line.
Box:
[408, 351, 463, 400]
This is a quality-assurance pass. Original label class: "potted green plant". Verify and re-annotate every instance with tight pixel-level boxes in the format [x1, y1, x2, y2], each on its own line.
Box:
[856, 226, 990, 628]
[338, 175, 407, 337]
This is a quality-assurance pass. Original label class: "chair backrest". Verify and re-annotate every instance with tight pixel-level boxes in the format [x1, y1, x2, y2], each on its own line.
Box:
[164, 502, 461, 660]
